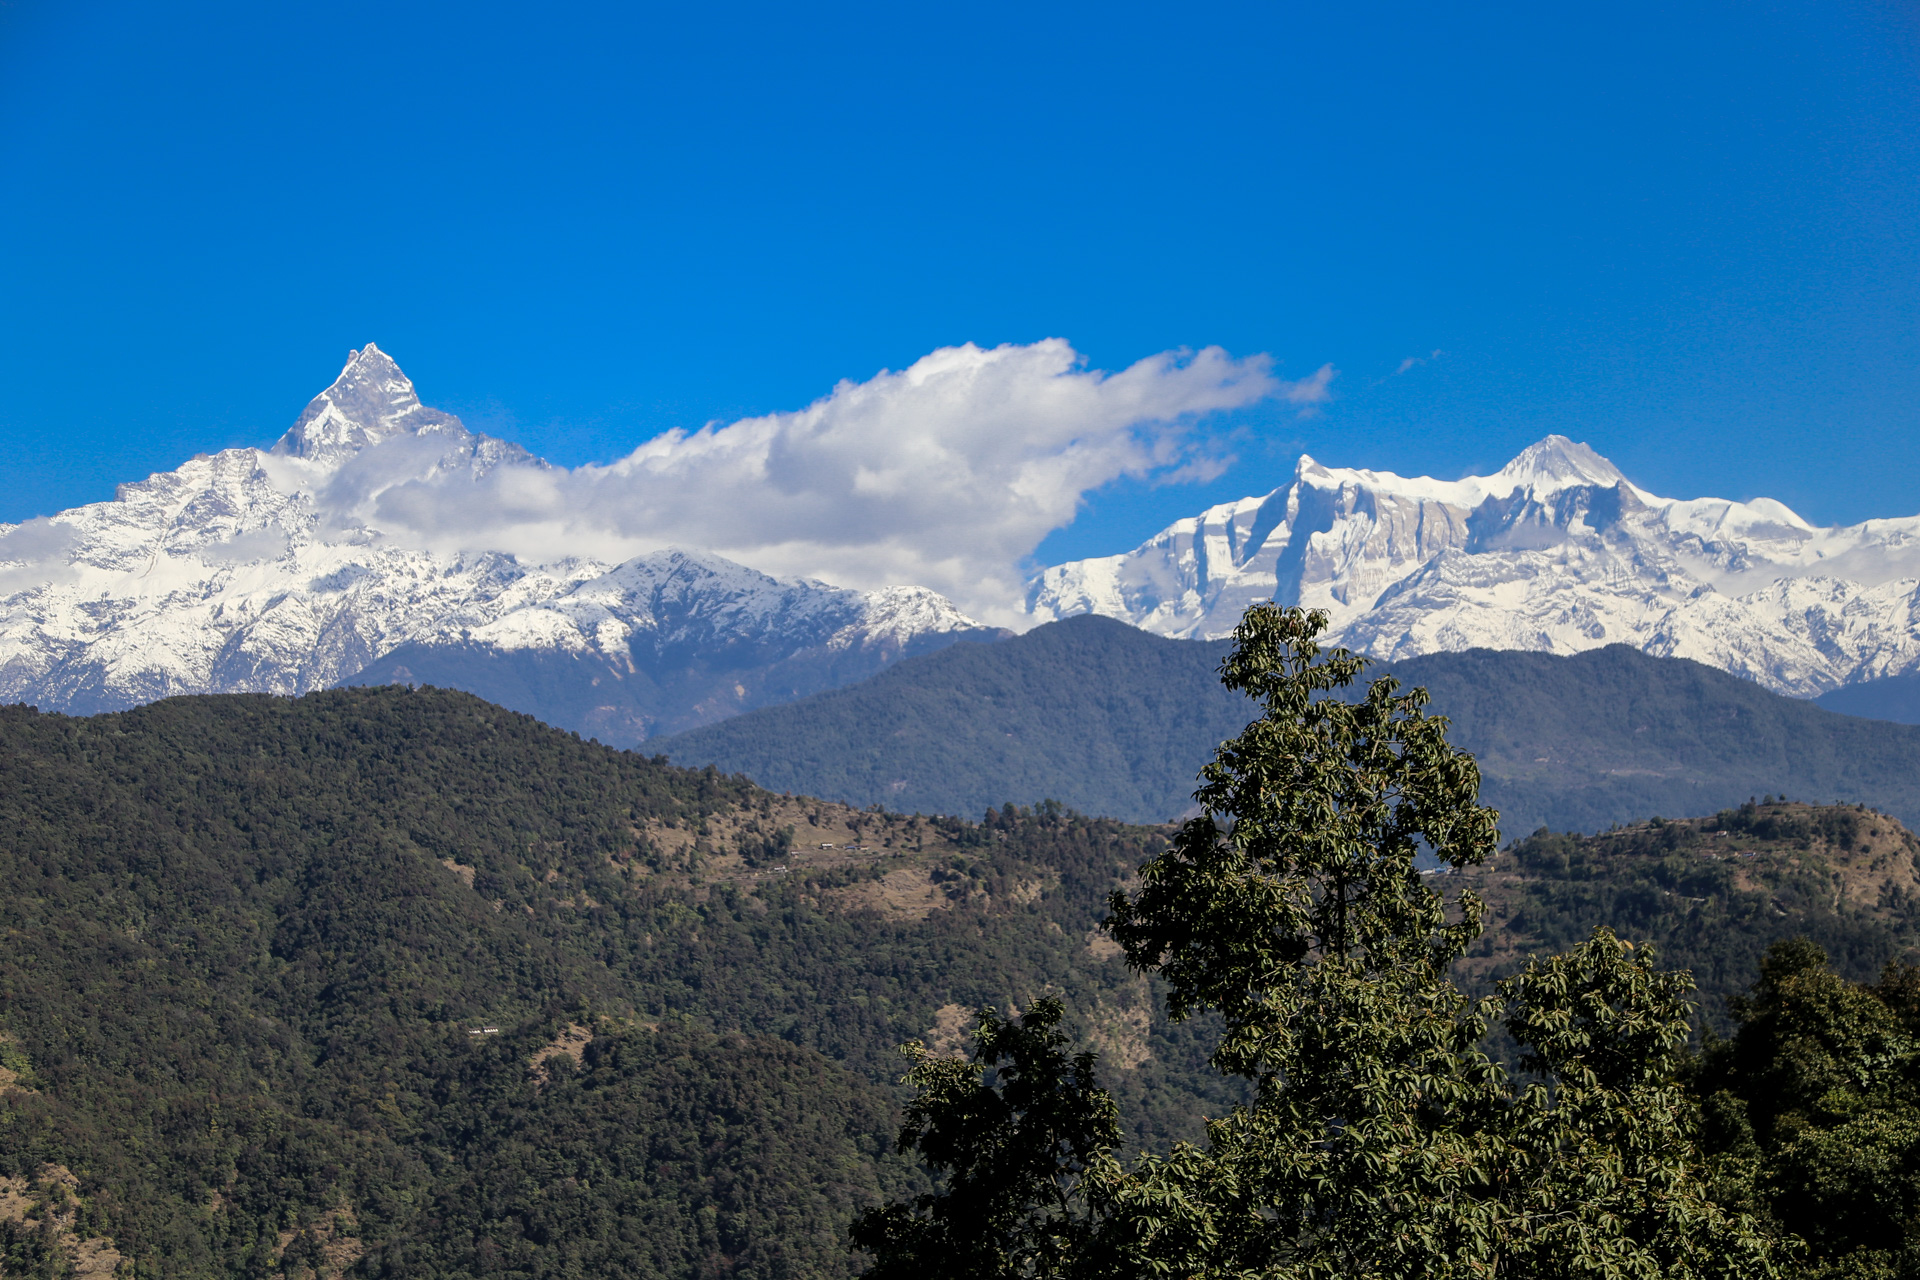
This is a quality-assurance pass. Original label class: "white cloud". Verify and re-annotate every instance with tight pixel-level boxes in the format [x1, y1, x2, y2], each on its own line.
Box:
[1286, 363, 1337, 403]
[0, 517, 81, 562]
[0, 518, 83, 596]
[334, 339, 1290, 626]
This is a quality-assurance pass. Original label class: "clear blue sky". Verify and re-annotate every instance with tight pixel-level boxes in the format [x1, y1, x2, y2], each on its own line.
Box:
[2, 0, 1916, 565]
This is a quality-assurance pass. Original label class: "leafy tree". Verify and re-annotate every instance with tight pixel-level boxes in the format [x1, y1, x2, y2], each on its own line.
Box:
[850, 1000, 1119, 1280]
[1694, 939, 1920, 1278]
[856, 604, 1785, 1279]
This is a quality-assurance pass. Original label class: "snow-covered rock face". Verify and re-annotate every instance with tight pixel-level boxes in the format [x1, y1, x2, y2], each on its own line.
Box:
[1028, 436, 1920, 696]
[0, 346, 987, 723]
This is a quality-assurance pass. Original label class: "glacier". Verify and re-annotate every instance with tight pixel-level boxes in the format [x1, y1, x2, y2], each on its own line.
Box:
[1027, 436, 1920, 696]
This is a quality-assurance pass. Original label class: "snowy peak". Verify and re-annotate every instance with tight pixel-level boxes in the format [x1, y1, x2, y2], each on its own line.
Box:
[0, 346, 992, 741]
[1493, 435, 1626, 494]
[1029, 434, 1920, 696]
[1288, 436, 1625, 511]
[271, 343, 470, 465]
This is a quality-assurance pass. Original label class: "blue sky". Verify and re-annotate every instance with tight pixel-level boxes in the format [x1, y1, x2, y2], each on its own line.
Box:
[1, 0, 1916, 568]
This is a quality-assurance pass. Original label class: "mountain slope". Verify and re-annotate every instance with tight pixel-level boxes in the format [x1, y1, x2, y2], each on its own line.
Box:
[657, 616, 1920, 833]
[1029, 436, 1920, 696]
[660, 616, 1249, 822]
[1463, 802, 1920, 1025]
[0, 346, 990, 739]
[1816, 670, 1920, 725]
[0, 686, 1224, 1277]
[341, 547, 1005, 742]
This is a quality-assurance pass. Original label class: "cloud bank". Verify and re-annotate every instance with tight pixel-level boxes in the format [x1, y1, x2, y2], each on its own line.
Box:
[333, 339, 1299, 624]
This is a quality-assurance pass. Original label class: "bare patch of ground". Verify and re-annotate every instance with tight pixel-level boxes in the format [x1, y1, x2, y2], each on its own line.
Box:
[924, 1003, 973, 1057]
[633, 795, 966, 894]
[531, 1022, 595, 1084]
[1087, 975, 1153, 1069]
[829, 866, 952, 920]
[0, 1164, 123, 1277]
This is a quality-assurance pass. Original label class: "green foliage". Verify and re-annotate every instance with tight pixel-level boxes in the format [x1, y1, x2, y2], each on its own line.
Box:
[0, 686, 1219, 1277]
[373, 1027, 909, 1280]
[851, 1000, 1118, 1280]
[1107, 603, 1498, 1074]
[861, 606, 1784, 1278]
[1693, 939, 1920, 1278]
[656, 616, 1920, 833]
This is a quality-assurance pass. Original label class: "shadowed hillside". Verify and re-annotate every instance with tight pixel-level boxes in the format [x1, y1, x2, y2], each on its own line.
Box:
[1816, 670, 1920, 725]
[657, 616, 1920, 834]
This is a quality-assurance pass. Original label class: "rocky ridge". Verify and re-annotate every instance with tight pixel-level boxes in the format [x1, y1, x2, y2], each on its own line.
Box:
[1028, 436, 1920, 695]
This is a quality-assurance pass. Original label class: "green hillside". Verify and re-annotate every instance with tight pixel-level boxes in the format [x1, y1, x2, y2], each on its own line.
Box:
[656, 616, 1920, 834]
[4, 680, 1919, 1277]
[660, 615, 1254, 825]
[0, 688, 1225, 1279]
[1462, 800, 1920, 1026]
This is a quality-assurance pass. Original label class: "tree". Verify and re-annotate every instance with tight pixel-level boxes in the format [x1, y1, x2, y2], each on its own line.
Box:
[849, 1000, 1118, 1280]
[1693, 939, 1920, 1278]
[855, 604, 1784, 1279]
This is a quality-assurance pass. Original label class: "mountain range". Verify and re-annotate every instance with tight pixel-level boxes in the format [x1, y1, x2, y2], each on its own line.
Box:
[6, 345, 1920, 743]
[0, 346, 997, 740]
[1029, 437, 1920, 697]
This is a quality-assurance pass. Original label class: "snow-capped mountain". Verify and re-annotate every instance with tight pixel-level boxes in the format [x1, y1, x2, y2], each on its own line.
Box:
[0, 345, 995, 738]
[1028, 436, 1920, 697]
[345, 546, 1002, 744]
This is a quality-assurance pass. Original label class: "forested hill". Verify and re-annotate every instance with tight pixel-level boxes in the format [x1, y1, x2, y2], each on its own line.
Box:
[655, 616, 1920, 834]
[0, 687, 1224, 1279]
[1464, 800, 1920, 1024]
[4, 684, 1920, 1276]
[665, 615, 1254, 826]
[1817, 669, 1920, 724]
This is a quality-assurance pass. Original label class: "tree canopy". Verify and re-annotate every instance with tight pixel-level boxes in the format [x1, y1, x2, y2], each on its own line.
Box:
[1693, 938, 1920, 1277]
[855, 605, 1785, 1279]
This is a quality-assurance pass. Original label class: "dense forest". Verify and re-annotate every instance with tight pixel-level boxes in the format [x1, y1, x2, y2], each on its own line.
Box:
[1465, 800, 1920, 1030]
[1, 682, 1917, 1275]
[0, 688, 1239, 1278]
[657, 615, 1920, 832]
